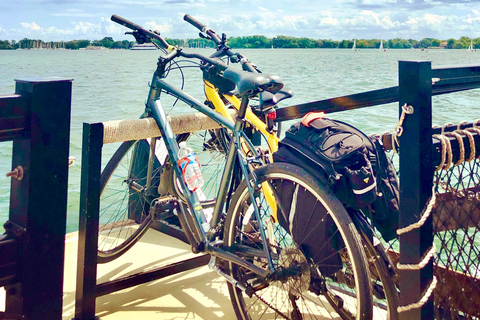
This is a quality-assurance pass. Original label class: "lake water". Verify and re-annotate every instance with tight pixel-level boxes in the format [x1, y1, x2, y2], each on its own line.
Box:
[1, 48, 479, 233]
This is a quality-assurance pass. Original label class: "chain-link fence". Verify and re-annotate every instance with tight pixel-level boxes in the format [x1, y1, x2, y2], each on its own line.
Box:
[432, 126, 480, 319]
[379, 121, 480, 319]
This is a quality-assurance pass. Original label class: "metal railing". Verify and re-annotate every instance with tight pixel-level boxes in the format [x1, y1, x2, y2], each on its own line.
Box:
[0, 78, 72, 320]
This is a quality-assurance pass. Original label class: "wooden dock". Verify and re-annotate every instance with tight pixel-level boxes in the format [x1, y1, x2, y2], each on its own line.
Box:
[2, 228, 237, 320]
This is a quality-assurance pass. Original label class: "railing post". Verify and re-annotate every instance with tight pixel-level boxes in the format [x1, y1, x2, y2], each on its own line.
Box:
[5, 78, 72, 320]
[398, 61, 434, 319]
[74, 122, 103, 320]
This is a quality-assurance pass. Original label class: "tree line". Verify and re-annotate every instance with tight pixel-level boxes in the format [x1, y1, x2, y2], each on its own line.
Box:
[1, 36, 478, 50]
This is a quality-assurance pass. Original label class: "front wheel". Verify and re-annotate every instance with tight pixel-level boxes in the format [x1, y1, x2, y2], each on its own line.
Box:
[97, 139, 161, 263]
[97, 128, 231, 264]
[223, 162, 373, 320]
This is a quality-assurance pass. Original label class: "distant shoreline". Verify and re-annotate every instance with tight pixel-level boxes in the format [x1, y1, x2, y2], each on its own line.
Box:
[1, 36, 478, 50]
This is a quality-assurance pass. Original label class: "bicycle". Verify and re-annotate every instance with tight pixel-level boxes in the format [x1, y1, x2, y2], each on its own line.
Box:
[97, 14, 398, 319]
[97, 15, 289, 263]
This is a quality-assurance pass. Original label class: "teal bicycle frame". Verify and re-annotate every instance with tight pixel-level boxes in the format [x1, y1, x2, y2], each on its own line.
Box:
[145, 72, 274, 279]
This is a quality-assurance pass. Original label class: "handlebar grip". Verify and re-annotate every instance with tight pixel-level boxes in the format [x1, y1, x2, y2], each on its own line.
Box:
[111, 14, 172, 50]
[111, 14, 143, 31]
[184, 14, 207, 32]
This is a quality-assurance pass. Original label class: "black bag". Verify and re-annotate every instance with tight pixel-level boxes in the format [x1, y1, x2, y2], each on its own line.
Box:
[274, 113, 399, 241]
[274, 177, 343, 277]
[367, 135, 400, 241]
[274, 116, 377, 209]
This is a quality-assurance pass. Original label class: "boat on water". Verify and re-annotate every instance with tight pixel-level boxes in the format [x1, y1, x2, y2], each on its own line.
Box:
[468, 40, 474, 52]
[131, 43, 159, 50]
[352, 39, 357, 51]
[379, 39, 385, 51]
[85, 46, 107, 50]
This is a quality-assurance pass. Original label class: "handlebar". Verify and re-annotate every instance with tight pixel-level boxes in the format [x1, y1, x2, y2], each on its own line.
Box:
[183, 14, 258, 73]
[183, 14, 222, 45]
[183, 14, 207, 33]
[111, 14, 231, 72]
[111, 14, 172, 51]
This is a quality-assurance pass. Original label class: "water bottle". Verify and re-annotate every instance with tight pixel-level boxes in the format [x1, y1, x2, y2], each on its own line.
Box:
[177, 141, 204, 192]
[177, 142, 211, 231]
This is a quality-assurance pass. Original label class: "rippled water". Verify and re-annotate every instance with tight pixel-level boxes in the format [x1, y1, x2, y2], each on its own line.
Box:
[1, 48, 479, 232]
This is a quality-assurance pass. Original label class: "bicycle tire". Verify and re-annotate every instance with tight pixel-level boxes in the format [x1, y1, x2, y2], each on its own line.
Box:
[97, 129, 231, 263]
[360, 228, 399, 320]
[97, 139, 160, 263]
[223, 162, 373, 320]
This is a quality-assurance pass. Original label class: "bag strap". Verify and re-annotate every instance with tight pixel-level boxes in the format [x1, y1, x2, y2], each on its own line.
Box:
[301, 111, 326, 127]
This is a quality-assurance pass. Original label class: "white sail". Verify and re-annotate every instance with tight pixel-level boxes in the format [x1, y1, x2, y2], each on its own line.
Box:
[352, 39, 356, 51]
[468, 40, 474, 52]
[379, 39, 384, 51]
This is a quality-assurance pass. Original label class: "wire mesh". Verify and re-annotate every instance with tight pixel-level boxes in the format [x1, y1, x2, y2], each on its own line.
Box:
[377, 126, 480, 319]
[433, 157, 480, 319]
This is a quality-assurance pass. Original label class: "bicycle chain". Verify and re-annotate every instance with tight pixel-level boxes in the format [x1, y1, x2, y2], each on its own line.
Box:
[252, 290, 292, 320]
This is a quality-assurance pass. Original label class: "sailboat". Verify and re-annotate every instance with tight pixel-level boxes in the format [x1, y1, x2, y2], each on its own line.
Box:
[379, 39, 384, 51]
[468, 40, 474, 52]
[352, 39, 357, 51]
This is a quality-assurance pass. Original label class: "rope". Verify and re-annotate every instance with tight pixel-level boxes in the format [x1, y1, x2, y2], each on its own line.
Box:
[397, 188, 436, 236]
[397, 276, 438, 313]
[466, 127, 480, 160]
[432, 120, 480, 170]
[433, 134, 449, 171]
[392, 103, 414, 153]
[461, 129, 475, 162]
[397, 244, 436, 270]
[392, 118, 480, 313]
[444, 131, 465, 166]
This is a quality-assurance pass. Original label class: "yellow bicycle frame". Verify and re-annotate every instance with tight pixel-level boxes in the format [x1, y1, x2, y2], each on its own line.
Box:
[204, 80, 280, 222]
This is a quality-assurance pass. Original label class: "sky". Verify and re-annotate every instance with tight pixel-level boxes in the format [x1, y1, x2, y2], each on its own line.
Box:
[0, 0, 479, 42]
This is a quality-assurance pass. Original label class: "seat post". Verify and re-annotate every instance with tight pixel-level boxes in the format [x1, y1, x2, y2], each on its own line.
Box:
[237, 95, 250, 120]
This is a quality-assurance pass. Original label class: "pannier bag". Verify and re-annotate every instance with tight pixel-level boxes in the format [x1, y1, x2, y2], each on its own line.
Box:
[273, 112, 399, 242]
[274, 177, 343, 277]
[274, 112, 377, 209]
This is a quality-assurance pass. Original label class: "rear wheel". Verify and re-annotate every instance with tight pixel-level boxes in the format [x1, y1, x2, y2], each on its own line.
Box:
[224, 162, 373, 320]
[360, 226, 399, 320]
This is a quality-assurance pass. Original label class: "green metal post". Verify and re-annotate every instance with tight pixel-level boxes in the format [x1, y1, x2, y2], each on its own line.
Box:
[5, 78, 72, 320]
[398, 61, 434, 320]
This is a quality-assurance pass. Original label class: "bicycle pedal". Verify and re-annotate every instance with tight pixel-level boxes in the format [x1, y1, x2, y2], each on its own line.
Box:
[154, 195, 176, 204]
[150, 195, 177, 216]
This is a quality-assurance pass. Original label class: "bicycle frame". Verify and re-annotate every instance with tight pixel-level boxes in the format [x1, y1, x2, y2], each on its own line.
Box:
[145, 72, 274, 279]
[203, 80, 280, 153]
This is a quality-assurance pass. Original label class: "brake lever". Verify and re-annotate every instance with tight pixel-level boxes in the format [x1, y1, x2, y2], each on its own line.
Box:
[125, 30, 150, 44]
[199, 32, 210, 40]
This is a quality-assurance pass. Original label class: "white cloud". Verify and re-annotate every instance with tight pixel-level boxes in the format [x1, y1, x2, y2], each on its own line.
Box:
[20, 22, 41, 31]
[344, 10, 398, 30]
[1, 0, 480, 41]
[320, 14, 339, 27]
[70, 21, 99, 35]
[144, 21, 172, 34]
[405, 13, 452, 34]
[360, 0, 396, 5]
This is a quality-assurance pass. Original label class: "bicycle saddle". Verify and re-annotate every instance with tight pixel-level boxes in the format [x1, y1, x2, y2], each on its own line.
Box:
[259, 87, 294, 112]
[222, 68, 283, 97]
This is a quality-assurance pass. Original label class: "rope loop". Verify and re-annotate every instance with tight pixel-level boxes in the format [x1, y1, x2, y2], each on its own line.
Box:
[392, 104, 414, 153]
[444, 131, 465, 166]
[433, 134, 453, 171]
[397, 244, 436, 270]
[397, 188, 436, 236]
[397, 276, 438, 313]
[441, 122, 454, 135]
[461, 129, 475, 162]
